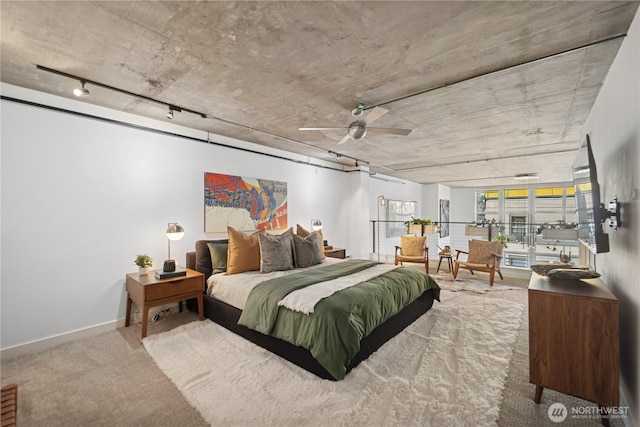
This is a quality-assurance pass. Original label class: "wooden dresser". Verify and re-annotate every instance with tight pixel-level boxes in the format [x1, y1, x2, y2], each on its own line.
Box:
[528, 272, 619, 408]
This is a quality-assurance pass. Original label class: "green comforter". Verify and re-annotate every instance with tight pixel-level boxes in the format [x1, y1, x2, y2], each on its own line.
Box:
[237, 260, 441, 380]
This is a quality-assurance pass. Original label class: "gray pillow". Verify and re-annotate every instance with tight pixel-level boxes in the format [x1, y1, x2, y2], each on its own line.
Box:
[292, 233, 322, 268]
[207, 241, 229, 274]
[258, 233, 294, 273]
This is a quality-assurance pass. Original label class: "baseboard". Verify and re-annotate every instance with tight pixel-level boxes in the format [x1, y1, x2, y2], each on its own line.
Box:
[0, 319, 121, 360]
[1, 302, 180, 360]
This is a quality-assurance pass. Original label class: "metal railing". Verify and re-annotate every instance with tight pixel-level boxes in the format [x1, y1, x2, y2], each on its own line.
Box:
[370, 220, 581, 268]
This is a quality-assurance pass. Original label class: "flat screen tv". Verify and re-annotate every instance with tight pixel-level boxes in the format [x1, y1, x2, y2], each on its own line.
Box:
[572, 134, 609, 253]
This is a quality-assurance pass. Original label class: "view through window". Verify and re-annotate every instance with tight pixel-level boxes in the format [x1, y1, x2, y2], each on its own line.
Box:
[475, 184, 578, 267]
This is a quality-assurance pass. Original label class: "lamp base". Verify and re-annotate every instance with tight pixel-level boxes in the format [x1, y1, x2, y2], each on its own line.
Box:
[163, 260, 176, 272]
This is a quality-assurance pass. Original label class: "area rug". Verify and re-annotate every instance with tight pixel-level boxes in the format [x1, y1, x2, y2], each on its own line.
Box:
[429, 272, 525, 294]
[143, 292, 523, 426]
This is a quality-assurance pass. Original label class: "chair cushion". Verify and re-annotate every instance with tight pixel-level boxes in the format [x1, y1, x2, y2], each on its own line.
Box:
[397, 255, 426, 263]
[466, 240, 498, 264]
[400, 235, 426, 257]
[456, 261, 492, 270]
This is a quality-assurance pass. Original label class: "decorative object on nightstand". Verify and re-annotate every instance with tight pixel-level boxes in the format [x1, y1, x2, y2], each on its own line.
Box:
[135, 254, 153, 276]
[125, 268, 204, 338]
[163, 222, 185, 273]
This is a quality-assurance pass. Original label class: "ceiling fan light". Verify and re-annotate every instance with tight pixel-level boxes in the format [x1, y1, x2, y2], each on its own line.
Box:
[348, 122, 367, 140]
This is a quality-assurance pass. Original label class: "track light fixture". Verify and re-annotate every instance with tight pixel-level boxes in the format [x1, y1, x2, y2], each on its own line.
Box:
[37, 65, 207, 120]
[326, 150, 367, 168]
[73, 81, 90, 97]
[167, 105, 182, 120]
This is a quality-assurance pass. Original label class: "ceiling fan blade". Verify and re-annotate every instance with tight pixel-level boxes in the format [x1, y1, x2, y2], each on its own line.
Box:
[299, 127, 346, 131]
[336, 134, 351, 145]
[366, 127, 413, 136]
[361, 106, 389, 125]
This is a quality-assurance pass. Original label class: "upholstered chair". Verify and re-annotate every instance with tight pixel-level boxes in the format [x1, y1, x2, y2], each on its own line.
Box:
[453, 239, 504, 286]
[394, 235, 429, 274]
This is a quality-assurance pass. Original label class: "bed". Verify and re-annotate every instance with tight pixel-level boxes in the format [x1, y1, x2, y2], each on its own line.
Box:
[185, 237, 440, 380]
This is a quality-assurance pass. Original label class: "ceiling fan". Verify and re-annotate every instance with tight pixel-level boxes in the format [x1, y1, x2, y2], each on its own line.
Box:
[299, 103, 413, 145]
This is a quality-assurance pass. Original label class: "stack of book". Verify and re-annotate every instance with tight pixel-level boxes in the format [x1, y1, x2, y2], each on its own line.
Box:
[155, 267, 187, 279]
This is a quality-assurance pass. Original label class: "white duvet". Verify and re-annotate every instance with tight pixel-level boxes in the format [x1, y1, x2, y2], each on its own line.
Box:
[207, 259, 398, 314]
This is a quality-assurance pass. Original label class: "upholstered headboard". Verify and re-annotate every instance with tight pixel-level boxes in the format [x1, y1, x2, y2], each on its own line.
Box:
[186, 239, 228, 281]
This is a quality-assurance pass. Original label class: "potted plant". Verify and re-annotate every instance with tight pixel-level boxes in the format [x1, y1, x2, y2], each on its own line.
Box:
[538, 220, 579, 240]
[135, 254, 153, 275]
[491, 225, 511, 249]
[404, 217, 438, 235]
[465, 218, 498, 238]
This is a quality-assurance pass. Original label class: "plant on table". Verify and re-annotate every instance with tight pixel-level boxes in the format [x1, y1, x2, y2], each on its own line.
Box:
[135, 254, 153, 267]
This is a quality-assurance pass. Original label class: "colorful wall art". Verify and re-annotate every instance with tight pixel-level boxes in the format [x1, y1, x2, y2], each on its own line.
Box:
[204, 172, 288, 232]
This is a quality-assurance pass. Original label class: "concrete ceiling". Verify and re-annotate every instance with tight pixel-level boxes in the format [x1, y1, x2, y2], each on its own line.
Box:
[1, 1, 638, 187]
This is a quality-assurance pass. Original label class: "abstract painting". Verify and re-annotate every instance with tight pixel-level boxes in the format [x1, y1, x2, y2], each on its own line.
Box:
[439, 199, 450, 238]
[204, 172, 288, 232]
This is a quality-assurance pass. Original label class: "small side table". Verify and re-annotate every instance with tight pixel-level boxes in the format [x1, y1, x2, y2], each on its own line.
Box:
[437, 253, 453, 273]
[125, 268, 204, 338]
[324, 247, 346, 259]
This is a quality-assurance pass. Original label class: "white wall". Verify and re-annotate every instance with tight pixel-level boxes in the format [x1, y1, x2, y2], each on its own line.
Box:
[581, 8, 640, 425]
[0, 85, 353, 350]
[368, 175, 424, 261]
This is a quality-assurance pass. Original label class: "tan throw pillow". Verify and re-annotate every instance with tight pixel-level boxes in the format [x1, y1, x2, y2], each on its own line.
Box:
[400, 235, 426, 257]
[226, 227, 265, 275]
[297, 224, 325, 259]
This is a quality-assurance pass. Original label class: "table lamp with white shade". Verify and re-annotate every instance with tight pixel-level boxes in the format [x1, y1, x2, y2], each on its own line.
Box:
[163, 222, 184, 272]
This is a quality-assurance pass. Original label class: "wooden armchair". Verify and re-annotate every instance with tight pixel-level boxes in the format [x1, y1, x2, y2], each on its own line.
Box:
[453, 240, 504, 286]
[394, 235, 429, 274]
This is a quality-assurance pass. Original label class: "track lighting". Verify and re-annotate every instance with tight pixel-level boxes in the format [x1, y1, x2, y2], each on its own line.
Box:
[166, 105, 181, 120]
[73, 81, 89, 97]
[37, 65, 208, 120]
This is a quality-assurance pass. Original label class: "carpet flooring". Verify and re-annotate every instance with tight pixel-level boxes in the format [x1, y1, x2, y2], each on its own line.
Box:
[0, 270, 627, 426]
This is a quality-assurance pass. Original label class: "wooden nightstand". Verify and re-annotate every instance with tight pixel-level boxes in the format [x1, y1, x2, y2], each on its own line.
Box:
[125, 268, 204, 338]
[324, 247, 346, 259]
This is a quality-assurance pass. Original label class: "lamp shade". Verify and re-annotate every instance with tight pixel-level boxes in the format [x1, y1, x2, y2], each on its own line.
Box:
[166, 223, 185, 241]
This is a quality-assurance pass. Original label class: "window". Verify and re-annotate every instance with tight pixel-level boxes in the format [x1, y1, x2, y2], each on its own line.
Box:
[475, 184, 577, 267]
